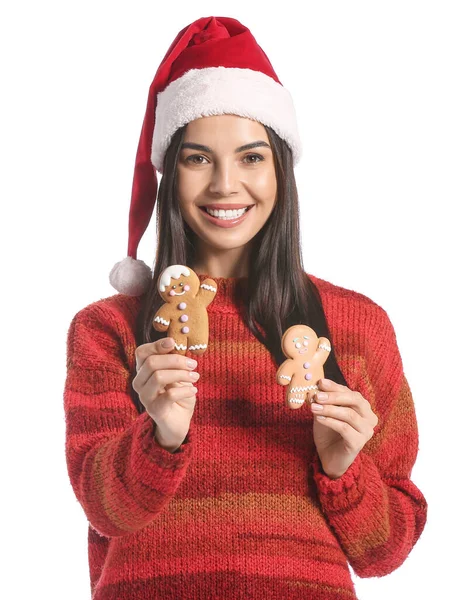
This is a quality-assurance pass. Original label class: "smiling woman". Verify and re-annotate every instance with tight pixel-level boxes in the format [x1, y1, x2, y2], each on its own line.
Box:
[176, 115, 278, 252]
[63, 14, 427, 600]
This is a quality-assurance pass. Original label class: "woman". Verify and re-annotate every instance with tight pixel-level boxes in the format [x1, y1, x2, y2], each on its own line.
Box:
[64, 16, 427, 600]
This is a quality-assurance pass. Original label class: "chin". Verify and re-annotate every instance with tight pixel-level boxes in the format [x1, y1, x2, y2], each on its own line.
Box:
[202, 236, 252, 251]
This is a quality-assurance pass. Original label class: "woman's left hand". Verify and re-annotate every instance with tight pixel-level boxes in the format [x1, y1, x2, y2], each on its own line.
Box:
[311, 379, 379, 479]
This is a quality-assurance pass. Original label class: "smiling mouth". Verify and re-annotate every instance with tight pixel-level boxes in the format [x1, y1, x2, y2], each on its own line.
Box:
[172, 291, 185, 295]
[299, 348, 307, 354]
[199, 205, 255, 220]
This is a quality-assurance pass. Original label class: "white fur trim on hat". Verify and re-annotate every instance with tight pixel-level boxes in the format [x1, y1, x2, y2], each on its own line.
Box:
[151, 66, 302, 173]
[109, 256, 152, 296]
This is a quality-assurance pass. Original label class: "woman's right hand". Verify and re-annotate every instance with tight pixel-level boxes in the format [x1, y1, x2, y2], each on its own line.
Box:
[132, 337, 200, 453]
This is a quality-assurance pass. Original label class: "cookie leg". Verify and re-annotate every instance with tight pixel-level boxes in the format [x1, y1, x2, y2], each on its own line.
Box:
[173, 336, 188, 355]
[187, 338, 208, 356]
[287, 391, 305, 410]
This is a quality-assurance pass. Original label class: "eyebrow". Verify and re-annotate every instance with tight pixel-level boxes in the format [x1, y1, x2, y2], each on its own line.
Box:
[180, 140, 271, 153]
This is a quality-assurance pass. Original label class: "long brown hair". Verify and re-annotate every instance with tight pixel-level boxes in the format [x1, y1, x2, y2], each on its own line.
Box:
[131, 122, 347, 414]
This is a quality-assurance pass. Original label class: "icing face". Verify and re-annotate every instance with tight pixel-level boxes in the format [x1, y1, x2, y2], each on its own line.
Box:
[162, 277, 191, 302]
[158, 264, 190, 292]
[282, 325, 319, 360]
[157, 265, 200, 303]
[169, 283, 191, 296]
[293, 335, 310, 354]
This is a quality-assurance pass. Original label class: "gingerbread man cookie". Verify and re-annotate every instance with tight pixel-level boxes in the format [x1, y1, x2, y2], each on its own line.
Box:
[152, 265, 217, 356]
[276, 324, 331, 409]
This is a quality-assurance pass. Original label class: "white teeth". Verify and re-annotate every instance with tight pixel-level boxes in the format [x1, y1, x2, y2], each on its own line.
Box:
[205, 207, 249, 219]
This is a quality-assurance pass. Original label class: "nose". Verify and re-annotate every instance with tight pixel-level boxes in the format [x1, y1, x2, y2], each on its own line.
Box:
[208, 159, 239, 196]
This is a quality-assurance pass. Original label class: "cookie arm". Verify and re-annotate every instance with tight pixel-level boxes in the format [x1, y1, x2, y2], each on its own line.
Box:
[197, 278, 218, 308]
[315, 337, 331, 361]
[276, 361, 295, 386]
[153, 303, 173, 332]
[312, 337, 331, 371]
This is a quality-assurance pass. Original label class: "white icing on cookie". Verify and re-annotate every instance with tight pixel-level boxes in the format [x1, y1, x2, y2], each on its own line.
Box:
[159, 265, 191, 292]
[154, 315, 170, 326]
[290, 384, 319, 393]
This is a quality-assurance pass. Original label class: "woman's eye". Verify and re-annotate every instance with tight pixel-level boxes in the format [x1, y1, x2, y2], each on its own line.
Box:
[244, 153, 264, 164]
[186, 155, 208, 164]
[185, 154, 264, 165]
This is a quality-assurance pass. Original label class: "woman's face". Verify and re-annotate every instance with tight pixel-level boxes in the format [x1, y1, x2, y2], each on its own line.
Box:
[176, 114, 277, 253]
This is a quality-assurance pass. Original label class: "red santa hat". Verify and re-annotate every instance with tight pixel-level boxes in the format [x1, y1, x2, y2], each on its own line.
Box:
[109, 15, 302, 296]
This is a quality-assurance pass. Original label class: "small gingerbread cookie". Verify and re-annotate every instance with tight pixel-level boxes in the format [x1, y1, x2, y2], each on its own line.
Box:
[276, 324, 331, 409]
[152, 265, 217, 356]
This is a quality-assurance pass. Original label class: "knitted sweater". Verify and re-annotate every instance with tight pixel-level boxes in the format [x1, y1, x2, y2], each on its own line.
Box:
[63, 272, 427, 600]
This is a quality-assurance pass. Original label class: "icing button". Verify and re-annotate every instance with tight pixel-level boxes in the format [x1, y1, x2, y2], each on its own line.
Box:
[303, 362, 311, 369]
[305, 373, 312, 381]
[180, 314, 189, 323]
[178, 302, 187, 310]
[182, 326, 189, 334]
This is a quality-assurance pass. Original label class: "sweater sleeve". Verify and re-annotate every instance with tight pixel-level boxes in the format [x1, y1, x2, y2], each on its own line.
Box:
[63, 303, 194, 538]
[311, 306, 427, 578]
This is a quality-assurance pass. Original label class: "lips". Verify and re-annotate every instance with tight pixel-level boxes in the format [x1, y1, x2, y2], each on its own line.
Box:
[200, 203, 254, 210]
[198, 204, 254, 228]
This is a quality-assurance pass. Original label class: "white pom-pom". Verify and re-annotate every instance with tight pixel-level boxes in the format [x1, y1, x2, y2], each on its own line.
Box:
[109, 256, 152, 296]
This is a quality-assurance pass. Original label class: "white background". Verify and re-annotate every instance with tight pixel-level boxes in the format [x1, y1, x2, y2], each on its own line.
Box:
[2, 1, 469, 598]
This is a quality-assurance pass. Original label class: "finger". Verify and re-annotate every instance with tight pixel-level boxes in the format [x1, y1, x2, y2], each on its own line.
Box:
[313, 402, 369, 433]
[315, 390, 371, 417]
[144, 380, 198, 416]
[317, 378, 350, 393]
[150, 368, 200, 391]
[133, 350, 198, 392]
[135, 337, 176, 372]
[136, 338, 198, 373]
[313, 413, 364, 447]
[166, 380, 196, 390]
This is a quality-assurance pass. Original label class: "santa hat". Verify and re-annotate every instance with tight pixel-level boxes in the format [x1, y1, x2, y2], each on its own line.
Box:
[109, 15, 302, 296]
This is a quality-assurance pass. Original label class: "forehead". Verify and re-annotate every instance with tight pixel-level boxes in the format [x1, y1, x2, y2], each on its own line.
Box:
[184, 114, 268, 144]
[289, 327, 310, 340]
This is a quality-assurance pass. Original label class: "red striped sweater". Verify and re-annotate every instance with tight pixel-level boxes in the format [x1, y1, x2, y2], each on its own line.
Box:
[63, 272, 427, 599]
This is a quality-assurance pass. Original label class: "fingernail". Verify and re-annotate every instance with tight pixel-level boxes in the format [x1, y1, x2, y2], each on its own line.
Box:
[187, 359, 197, 369]
[316, 392, 328, 401]
[162, 338, 174, 348]
[189, 371, 200, 380]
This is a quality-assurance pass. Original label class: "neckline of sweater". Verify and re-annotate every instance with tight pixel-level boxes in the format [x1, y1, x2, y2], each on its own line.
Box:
[193, 271, 324, 307]
[194, 272, 248, 308]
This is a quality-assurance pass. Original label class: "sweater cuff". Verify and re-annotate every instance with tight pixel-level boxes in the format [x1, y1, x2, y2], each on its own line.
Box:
[132, 412, 194, 476]
[312, 450, 365, 511]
